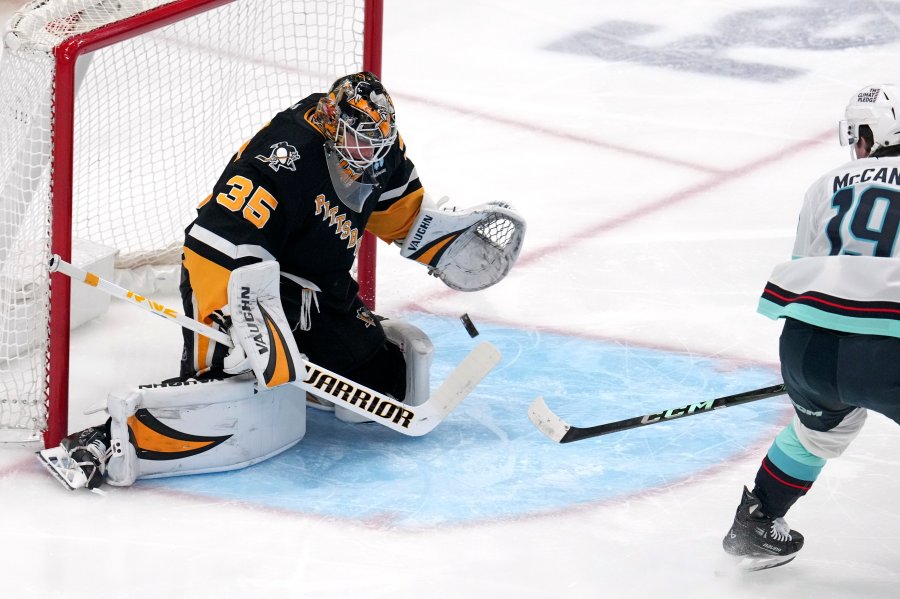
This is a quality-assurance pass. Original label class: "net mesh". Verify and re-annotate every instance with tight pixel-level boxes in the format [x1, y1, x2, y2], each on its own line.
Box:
[0, 0, 368, 442]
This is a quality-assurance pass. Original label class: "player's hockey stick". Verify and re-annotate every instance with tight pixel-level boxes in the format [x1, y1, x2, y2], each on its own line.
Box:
[528, 383, 787, 443]
[50, 255, 500, 436]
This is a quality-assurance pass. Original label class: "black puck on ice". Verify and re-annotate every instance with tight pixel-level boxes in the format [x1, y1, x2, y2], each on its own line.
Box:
[460, 313, 479, 338]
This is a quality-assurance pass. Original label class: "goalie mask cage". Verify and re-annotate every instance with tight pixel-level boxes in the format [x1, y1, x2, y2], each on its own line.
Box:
[0, 0, 381, 447]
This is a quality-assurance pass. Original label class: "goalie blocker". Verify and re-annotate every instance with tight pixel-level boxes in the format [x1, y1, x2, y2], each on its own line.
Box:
[219, 261, 307, 389]
[400, 197, 526, 291]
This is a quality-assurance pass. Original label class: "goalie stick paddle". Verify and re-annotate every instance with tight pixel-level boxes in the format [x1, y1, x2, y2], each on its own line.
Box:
[528, 383, 787, 443]
[49, 255, 501, 436]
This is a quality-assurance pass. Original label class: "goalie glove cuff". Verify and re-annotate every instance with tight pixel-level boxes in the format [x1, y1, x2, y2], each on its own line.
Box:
[222, 335, 250, 375]
[208, 306, 250, 375]
[208, 308, 232, 330]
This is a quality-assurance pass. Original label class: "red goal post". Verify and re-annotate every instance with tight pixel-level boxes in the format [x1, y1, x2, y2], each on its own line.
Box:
[0, 0, 382, 448]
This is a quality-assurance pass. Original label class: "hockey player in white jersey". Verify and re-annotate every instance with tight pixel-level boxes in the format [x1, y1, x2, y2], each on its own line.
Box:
[722, 84, 900, 570]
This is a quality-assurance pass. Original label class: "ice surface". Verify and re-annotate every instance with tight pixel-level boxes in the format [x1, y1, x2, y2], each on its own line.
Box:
[1, 1, 899, 597]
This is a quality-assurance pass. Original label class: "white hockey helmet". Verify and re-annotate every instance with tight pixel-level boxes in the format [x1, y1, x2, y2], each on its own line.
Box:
[839, 84, 900, 159]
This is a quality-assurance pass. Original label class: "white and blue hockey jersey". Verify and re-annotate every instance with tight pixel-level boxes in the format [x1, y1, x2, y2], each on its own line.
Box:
[759, 156, 900, 337]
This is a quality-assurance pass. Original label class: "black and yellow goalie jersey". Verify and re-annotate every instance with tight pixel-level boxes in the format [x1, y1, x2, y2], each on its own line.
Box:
[181, 94, 424, 374]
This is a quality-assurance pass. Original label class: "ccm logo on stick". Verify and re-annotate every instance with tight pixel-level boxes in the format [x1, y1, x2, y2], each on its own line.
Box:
[640, 400, 716, 424]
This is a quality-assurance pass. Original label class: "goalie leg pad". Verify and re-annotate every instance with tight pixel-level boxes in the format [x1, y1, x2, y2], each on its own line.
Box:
[382, 319, 433, 407]
[334, 319, 433, 422]
[105, 376, 306, 486]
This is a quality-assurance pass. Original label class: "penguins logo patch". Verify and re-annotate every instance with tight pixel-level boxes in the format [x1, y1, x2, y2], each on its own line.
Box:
[256, 141, 300, 172]
[356, 306, 376, 328]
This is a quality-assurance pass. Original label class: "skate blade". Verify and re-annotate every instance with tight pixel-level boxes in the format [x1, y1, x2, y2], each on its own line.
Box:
[731, 553, 797, 572]
[305, 393, 335, 412]
[36, 447, 88, 491]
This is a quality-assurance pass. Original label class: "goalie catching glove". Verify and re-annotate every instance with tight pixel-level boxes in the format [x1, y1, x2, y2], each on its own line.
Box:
[400, 197, 526, 291]
[213, 261, 306, 389]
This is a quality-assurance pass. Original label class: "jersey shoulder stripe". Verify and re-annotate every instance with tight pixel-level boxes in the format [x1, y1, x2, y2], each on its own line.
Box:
[187, 223, 275, 263]
[378, 166, 419, 205]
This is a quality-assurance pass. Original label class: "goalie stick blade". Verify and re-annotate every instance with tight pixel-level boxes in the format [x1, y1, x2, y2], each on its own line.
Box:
[298, 341, 502, 437]
[424, 341, 501, 424]
[527, 396, 571, 443]
[36, 447, 88, 491]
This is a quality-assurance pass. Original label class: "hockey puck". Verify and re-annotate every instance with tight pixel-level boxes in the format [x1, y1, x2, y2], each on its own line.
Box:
[460, 313, 479, 337]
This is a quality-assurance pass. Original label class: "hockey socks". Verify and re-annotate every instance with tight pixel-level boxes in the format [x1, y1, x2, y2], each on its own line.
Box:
[753, 423, 824, 517]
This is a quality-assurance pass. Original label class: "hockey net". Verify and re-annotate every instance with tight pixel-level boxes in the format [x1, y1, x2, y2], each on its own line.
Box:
[0, 0, 381, 446]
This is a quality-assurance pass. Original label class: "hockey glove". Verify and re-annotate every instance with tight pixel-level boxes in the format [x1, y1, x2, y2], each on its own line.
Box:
[208, 307, 250, 375]
[224, 261, 306, 388]
[399, 197, 526, 291]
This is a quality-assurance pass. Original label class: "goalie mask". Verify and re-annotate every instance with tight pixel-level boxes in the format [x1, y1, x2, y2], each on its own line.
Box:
[314, 72, 398, 212]
[839, 84, 900, 159]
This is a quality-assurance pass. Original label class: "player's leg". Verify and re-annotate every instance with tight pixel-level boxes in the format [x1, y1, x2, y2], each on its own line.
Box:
[332, 317, 434, 423]
[723, 318, 864, 568]
[839, 332, 900, 425]
[290, 291, 432, 423]
[753, 321, 863, 516]
[179, 264, 229, 379]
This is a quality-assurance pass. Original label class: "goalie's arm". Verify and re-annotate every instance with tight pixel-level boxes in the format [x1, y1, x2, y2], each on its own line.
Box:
[361, 138, 526, 290]
[364, 135, 426, 244]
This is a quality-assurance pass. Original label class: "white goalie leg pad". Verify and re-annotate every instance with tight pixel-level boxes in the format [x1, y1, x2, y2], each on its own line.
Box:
[383, 319, 433, 407]
[399, 196, 526, 291]
[227, 261, 306, 389]
[105, 375, 306, 486]
[334, 319, 433, 422]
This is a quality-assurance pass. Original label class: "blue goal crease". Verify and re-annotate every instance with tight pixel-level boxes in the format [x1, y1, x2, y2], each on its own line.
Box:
[140, 313, 786, 528]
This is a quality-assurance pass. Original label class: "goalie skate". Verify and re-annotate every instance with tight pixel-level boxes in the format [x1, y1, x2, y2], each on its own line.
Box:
[37, 425, 111, 491]
[36, 446, 90, 491]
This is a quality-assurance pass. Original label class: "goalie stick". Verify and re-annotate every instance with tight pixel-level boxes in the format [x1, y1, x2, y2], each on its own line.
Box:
[528, 383, 787, 443]
[49, 255, 501, 437]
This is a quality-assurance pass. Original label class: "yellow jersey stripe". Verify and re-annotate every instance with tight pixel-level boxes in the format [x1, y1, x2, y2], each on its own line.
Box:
[367, 189, 424, 243]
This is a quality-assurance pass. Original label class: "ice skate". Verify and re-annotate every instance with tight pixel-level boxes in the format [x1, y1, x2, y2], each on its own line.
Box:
[722, 486, 804, 571]
[37, 426, 111, 491]
[305, 392, 335, 412]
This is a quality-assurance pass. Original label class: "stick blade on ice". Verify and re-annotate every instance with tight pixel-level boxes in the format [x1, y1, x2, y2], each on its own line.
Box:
[527, 396, 570, 443]
[426, 341, 501, 423]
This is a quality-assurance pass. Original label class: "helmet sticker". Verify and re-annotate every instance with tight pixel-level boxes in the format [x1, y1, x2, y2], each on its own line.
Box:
[842, 84, 900, 158]
[857, 88, 882, 103]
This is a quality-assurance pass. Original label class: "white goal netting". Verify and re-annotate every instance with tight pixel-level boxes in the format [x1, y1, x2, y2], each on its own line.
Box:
[0, 0, 372, 443]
